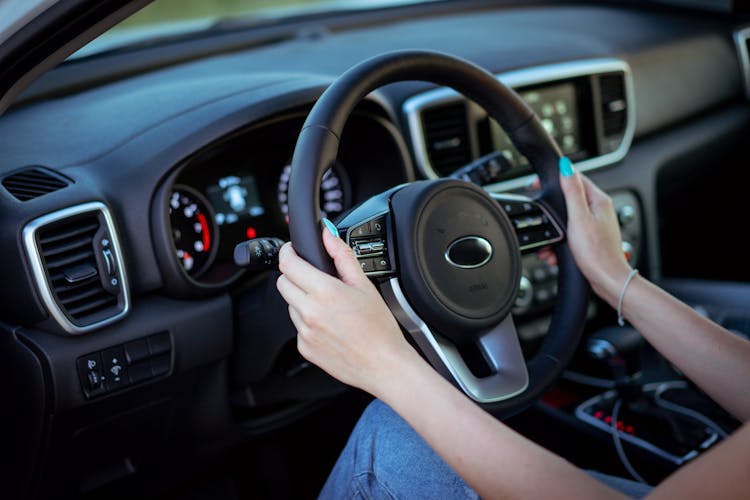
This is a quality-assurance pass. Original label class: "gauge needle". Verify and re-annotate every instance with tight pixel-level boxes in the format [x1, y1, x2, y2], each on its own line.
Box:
[197, 213, 211, 251]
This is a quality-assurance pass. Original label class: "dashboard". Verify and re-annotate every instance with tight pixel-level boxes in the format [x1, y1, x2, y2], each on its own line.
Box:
[1, 2, 749, 498]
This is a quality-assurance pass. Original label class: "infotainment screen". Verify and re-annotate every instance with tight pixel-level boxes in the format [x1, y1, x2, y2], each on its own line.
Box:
[490, 82, 581, 167]
[205, 175, 265, 225]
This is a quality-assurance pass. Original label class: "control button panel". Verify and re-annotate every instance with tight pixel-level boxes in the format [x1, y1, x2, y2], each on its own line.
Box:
[493, 196, 563, 251]
[346, 214, 394, 277]
[77, 332, 173, 399]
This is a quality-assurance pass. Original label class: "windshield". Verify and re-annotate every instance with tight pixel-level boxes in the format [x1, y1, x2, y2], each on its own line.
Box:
[70, 0, 440, 59]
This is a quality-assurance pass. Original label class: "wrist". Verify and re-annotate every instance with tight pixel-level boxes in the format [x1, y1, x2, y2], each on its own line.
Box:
[590, 263, 634, 308]
[369, 346, 432, 403]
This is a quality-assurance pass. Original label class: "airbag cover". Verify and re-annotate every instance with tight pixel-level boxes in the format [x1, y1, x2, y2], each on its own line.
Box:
[391, 180, 520, 343]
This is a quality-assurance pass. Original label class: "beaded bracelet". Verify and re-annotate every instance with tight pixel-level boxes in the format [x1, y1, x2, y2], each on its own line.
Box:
[617, 268, 639, 327]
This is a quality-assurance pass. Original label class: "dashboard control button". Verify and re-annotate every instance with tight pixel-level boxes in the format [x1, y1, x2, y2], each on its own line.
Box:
[513, 275, 534, 313]
[147, 332, 171, 356]
[124, 339, 150, 365]
[501, 203, 525, 216]
[351, 222, 372, 238]
[101, 248, 117, 277]
[518, 232, 534, 246]
[371, 217, 386, 235]
[513, 215, 545, 230]
[151, 354, 171, 377]
[101, 346, 129, 391]
[358, 258, 375, 273]
[356, 240, 385, 256]
[77, 353, 105, 397]
[617, 204, 636, 226]
[374, 256, 390, 271]
[128, 361, 153, 384]
[531, 267, 547, 282]
[534, 288, 551, 303]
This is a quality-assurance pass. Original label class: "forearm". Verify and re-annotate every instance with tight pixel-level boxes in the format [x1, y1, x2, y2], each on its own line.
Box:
[605, 275, 750, 421]
[375, 350, 626, 500]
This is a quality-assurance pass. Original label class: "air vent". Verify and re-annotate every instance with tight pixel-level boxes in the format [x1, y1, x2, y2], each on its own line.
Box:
[23, 203, 129, 334]
[734, 27, 750, 99]
[2, 167, 70, 201]
[598, 73, 628, 152]
[421, 102, 471, 176]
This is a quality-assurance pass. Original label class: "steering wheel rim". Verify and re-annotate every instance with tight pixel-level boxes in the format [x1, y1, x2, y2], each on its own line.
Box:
[289, 50, 590, 417]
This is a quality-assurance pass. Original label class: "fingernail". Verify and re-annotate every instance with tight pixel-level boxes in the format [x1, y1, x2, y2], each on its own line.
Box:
[322, 218, 339, 237]
[559, 156, 574, 177]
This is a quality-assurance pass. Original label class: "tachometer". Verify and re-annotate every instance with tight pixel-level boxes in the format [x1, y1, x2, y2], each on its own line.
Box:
[277, 161, 350, 222]
[169, 185, 218, 277]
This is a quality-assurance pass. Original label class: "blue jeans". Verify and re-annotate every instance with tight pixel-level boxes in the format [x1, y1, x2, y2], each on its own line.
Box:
[320, 400, 652, 499]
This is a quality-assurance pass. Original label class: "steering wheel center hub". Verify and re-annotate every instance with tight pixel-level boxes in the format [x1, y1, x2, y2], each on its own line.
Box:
[391, 180, 521, 344]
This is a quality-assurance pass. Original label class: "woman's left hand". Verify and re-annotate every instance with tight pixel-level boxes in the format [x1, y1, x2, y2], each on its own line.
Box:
[276, 227, 417, 397]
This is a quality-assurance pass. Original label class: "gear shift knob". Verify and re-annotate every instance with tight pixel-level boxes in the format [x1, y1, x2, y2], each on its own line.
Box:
[587, 326, 645, 402]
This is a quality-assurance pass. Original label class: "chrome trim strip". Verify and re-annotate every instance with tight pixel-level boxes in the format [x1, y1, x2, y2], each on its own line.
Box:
[734, 27, 750, 100]
[380, 277, 528, 403]
[22, 202, 130, 335]
[403, 58, 636, 192]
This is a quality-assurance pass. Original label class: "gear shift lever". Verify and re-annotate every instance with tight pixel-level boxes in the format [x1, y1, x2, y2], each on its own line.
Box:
[587, 326, 645, 403]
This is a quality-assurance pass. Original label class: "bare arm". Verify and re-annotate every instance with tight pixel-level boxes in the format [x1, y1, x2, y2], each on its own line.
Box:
[560, 171, 750, 421]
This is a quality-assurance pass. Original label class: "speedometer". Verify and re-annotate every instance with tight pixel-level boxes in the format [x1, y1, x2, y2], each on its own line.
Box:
[169, 185, 218, 277]
[277, 161, 350, 222]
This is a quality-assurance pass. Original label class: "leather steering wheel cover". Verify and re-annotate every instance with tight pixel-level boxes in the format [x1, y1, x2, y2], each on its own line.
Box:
[289, 49, 590, 416]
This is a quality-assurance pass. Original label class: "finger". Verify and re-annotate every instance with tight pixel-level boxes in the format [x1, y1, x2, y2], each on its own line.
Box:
[276, 273, 308, 308]
[278, 241, 338, 294]
[322, 227, 367, 286]
[558, 163, 590, 221]
[579, 175, 612, 212]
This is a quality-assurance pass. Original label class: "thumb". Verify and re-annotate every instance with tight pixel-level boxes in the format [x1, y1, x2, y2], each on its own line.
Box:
[558, 158, 589, 221]
[321, 222, 367, 286]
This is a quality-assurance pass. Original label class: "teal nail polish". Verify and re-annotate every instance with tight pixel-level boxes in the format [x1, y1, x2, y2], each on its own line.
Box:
[559, 156, 574, 177]
[322, 218, 339, 237]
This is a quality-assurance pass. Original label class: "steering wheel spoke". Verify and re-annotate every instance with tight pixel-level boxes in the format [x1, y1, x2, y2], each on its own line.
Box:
[381, 277, 528, 403]
[491, 193, 564, 252]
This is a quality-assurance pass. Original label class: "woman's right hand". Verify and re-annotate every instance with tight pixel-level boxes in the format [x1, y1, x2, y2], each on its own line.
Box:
[558, 164, 633, 307]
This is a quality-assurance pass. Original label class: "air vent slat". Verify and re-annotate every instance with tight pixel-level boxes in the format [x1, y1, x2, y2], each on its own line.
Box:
[41, 235, 95, 257]
[66, 295, 117, 318]
[59, 285, 107, 306]
[44, 249, 95, 270]
[2, 168, 70, 201]
[38, 221, 99, 245]
[4, 177, 67, 189]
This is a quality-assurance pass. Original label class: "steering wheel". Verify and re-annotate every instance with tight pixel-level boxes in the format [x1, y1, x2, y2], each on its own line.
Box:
[289, 50, 590, 417]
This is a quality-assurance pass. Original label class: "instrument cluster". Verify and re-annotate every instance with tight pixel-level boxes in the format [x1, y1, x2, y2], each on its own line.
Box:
[162, 111, 411, 287]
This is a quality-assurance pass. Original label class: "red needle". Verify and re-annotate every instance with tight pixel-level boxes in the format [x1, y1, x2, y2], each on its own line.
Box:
[196, 213, 211, 251]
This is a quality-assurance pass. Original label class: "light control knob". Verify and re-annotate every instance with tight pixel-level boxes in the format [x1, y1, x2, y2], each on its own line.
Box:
[617, 204, 636, 226]
[513, 275, 534, 314]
